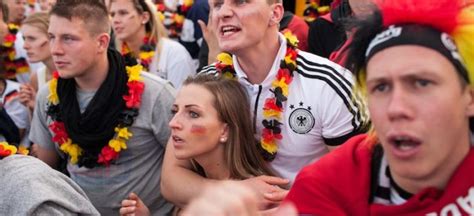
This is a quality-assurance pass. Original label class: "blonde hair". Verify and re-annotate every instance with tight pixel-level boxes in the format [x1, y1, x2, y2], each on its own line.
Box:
[183, 74, 275, 180]
[113, 0, 167, 54]
[22, 12, 50, 35]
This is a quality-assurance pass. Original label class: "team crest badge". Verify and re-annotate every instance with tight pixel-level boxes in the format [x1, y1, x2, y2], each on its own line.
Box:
[288, 102, 315, 134]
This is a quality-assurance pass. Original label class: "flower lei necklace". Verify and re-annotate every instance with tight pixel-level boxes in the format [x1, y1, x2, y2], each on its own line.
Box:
[121, 35, 156, 72]
[0, 142, 29, 159]
[156, 0, 193, 38]
[1, 23, 29, 80]
[46, 65, 145, 167]
[215, 31, 299, 161]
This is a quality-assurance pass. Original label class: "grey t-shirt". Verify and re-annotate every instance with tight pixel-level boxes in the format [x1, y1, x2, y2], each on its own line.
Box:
[29, 72, 176, 215]
[0, 155, 100, 215]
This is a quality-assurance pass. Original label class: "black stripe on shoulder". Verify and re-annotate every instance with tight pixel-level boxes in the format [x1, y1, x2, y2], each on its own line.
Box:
[296, 68, 361, 130]
[297, 53, 352, 87]
[323, 129, 364, 146]
[199, 64, 217, 74]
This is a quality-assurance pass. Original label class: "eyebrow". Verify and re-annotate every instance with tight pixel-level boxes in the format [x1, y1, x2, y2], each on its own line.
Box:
[367, 71, 441, 84]
[184, 104, 200, 108]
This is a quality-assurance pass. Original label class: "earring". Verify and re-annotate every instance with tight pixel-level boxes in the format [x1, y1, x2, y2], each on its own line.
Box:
[220, 137, 227, 143]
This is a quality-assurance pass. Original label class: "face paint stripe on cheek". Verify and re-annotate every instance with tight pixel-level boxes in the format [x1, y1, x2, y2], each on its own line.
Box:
[191, 125, 207, 135]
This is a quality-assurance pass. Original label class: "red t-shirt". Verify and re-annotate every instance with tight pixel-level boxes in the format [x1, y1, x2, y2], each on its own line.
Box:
[285, 134, 474, 215]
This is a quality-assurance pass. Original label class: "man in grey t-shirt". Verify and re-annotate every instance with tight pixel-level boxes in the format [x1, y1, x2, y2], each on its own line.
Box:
[29, 0, 175, 215]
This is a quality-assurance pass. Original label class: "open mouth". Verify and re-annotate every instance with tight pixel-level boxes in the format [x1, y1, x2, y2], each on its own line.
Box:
[387, 134, 422, 158]
[172, 135, 184, 143]
[220, 25, 241, 37]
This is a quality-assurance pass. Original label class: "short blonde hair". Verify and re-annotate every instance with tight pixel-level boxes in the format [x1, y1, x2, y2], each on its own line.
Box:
[22, 12, 50, 35]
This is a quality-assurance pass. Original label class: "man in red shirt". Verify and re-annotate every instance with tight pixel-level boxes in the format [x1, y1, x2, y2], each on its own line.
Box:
[285, 0, 474, 215]
[182, 0, 474, 215]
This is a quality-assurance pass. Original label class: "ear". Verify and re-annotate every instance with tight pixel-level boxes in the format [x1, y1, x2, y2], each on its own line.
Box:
[269, 2, 284, 27]
[465, 86, 474, 117]
[141, 11, 151, 25]
[219, 123, 229, 143]
[96, 33, 110, 53]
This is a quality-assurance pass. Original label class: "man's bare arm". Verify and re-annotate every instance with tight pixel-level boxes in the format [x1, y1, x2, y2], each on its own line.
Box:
[31, 143, 59, 169]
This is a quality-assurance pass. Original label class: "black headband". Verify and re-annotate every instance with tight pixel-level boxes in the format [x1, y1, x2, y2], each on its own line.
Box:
[365, 24, 469, 83]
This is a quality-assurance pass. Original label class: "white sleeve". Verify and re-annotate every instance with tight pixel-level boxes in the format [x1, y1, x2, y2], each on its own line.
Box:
[4, 97, 29, 129]
[319, 80, 365, 146]
[161, 41, 196, 89]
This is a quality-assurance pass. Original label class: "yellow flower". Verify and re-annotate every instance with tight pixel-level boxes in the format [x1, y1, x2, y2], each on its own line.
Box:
[8, 23, 19, 31]
[284, 31, 299, 47]
[48, 78, 59, 105]
[17, 66, 29, 73]
[18, 145, 29, 155]
[261, 139, 277, 154]
[4, 41, 13, 48]
[184, 0, 193, 6]
[175, 15, 185, 24]
[139, 51, 154, 61]
[158, 12, 165, 21]
[126, 65, 143, 82]
[263, 109, 281, 119]
[8, 51, 15, 60]
[318, 6, 330, 13]
[59, 139, 82, 164]
[217, 53, 233, 65]
[223, 72, 236, 80]
[284, 55, 296, 68]
[272, 78, 289, 96]
[115, 127, 133, 140]
[0, 142, 17, 155]
[109, 139, 127, 152]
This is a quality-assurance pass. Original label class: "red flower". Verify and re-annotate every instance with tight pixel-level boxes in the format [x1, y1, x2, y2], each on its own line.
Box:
[276, 68, 292, 84]
[263, 98, 283, 112]
[0, 145, 13, 157]
[156, 3, 166, 12]
[97, 146, 119, 166]
[123, 81, 145, 108]
[286, 47, 298, 60]
[49, 121, 69, 143]
[4, 33, 16, 44]
[52, 71, 59, 79]
[262, 128, 282, 143]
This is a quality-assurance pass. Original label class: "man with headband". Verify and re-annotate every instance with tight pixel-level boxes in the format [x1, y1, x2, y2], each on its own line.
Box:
[284, 0, 474, 215]
[181, 0, 474, 215]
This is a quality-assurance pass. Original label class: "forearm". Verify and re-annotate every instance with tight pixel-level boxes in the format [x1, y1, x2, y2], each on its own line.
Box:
[161, 141, 217, 207]
[161, 166, 217, 208]
[33, 143, 59, 169]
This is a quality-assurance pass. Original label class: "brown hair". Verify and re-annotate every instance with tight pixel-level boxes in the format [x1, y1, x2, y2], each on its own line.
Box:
[50, 0, 110, 36]
[22, 12, 50, 35]
[183, 74, 274, 180]
[1, 0, 8, 22]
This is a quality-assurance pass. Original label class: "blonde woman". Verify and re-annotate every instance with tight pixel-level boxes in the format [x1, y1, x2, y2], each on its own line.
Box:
[19, 12, 55, 111]
[110, 0, 195, 89]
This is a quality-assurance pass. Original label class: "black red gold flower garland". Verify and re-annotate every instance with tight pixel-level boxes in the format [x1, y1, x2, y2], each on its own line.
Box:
[215, 32, 299, 161]
[156, 0, 193, 39]
[0, 141, 29, 159]
[1, 24, 29, 80]
[46, 65, 145, 167]
[303, 0, 331, 23]
[121, 35, 156, 72]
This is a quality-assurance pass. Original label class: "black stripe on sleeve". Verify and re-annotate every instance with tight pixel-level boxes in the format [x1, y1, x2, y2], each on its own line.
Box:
[323, 129, 364, 146]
